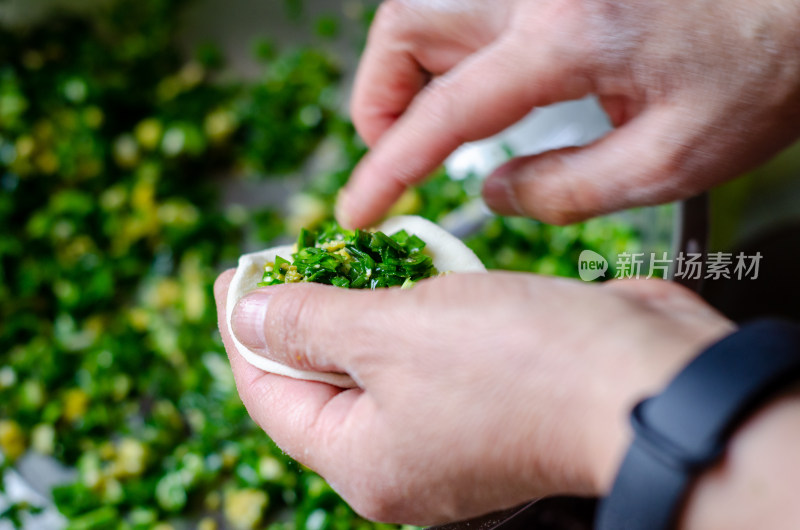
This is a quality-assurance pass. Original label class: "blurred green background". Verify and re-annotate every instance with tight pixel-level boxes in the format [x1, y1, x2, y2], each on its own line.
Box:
[0, 0, 797, 529]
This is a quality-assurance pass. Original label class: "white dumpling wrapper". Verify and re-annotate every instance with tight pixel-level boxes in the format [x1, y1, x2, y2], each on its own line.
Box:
[226, 215, 486, 388]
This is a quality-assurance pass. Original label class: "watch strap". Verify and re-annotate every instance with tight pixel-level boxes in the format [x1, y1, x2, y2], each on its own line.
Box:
[596, 319, 800, 530]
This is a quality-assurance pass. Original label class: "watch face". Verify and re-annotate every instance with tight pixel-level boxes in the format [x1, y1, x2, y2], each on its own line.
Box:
[427, 497, 597, 530]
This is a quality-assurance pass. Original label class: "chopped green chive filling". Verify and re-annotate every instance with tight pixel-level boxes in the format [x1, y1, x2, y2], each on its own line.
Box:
[259, 225, 439, 289]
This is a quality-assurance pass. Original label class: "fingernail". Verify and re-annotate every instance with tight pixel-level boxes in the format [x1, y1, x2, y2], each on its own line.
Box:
[335, 188, 355, 229]
[483, 166, 524, 216]
[231, 291, 271, 352]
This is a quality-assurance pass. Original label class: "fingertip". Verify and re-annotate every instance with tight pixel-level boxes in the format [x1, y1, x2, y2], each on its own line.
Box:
[482, 163, 525, 217]
[335, 158, 406, 229]
[482, 149, 608, 226]
[335, 187, 382, 230]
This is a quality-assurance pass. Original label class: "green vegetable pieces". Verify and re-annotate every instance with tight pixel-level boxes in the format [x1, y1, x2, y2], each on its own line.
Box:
[259, 225, 438, 290]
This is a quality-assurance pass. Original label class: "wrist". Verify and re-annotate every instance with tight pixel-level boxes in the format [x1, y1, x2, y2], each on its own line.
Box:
[587, 320, 735, 494]
[680, 387, 800, 529]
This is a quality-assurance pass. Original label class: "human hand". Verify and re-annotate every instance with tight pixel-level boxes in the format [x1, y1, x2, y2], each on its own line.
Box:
[215, 271, 732, 524]
[338, 0, 800, 228]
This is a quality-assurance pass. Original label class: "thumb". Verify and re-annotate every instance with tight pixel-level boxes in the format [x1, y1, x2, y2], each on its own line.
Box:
[482, 105, 708, 225]
[230, 283, 405, 378]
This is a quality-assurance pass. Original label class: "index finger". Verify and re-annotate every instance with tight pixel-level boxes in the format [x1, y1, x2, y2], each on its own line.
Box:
[338, 33, 588, 229]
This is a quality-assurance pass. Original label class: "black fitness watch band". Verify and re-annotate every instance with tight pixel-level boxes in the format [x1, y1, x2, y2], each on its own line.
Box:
[595, 319, 800, 530]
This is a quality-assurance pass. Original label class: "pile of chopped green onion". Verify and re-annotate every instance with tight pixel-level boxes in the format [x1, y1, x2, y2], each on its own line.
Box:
[259, 225, 439, 290]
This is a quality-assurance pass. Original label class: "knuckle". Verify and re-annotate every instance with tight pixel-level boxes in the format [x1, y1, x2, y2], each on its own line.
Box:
[417, 78, 460, 129]
[406, 78, 470, 149]
[371, 0, 410, 37]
